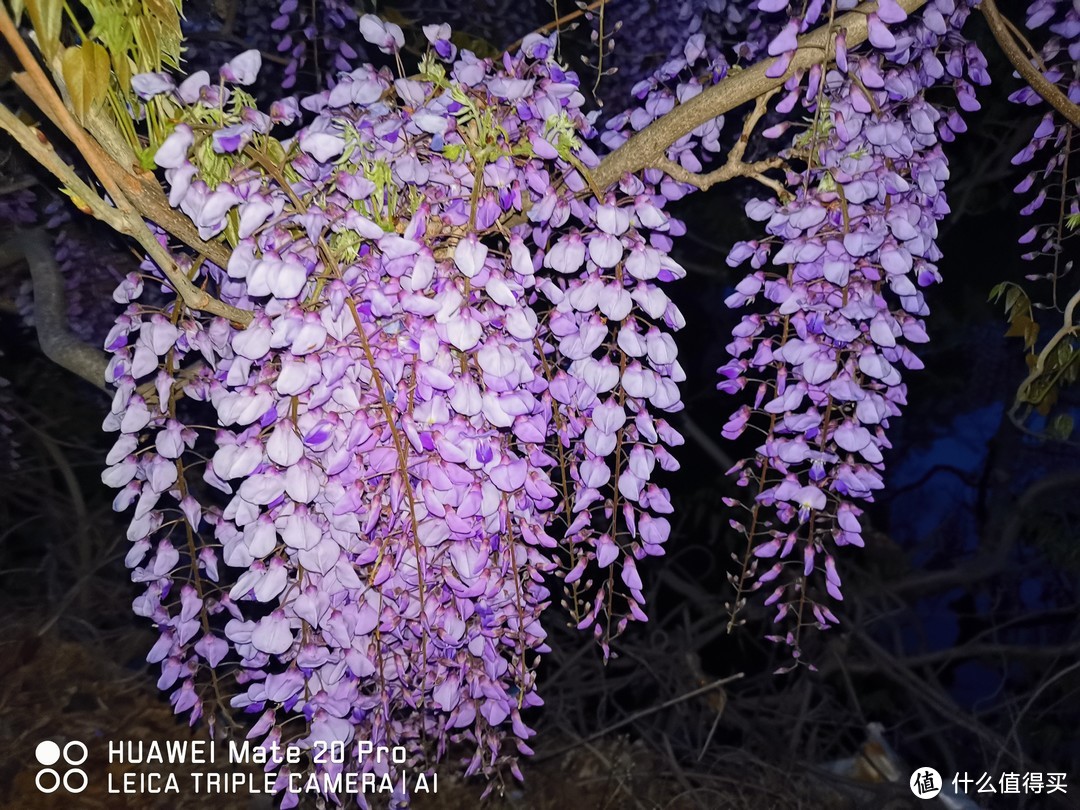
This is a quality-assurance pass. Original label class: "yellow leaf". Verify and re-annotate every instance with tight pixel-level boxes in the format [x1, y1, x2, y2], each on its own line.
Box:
[132, 16, 161, 72]
[61, 42, 112, 121]
[111, 51, 132, 93]
[1024, 321, 1040, 351]
[1005, 313, 1033, 340]
[142, 0, 182, 67]
[24, 0, 62, 59]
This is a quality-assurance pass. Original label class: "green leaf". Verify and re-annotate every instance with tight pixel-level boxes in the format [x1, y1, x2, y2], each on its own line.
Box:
[1004, 285, 1022, 313]
[24, 0, 62, 59]
[143, 0, 182, 67]
[265, 138, 287, 167]
[224, 208, 240, 248]
[61, 42, 112, 121]
[132, 15, 162, 76]
[136, 144, 157, 171]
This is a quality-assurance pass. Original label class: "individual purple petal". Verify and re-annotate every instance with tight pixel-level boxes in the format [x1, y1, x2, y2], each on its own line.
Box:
[299, 129, 345, 163]
[212, 123, 253, 154]
[423, 23, 456, 60]
[176, 70, 211, 104]
[221, 50, 262, 85]
[194, 634, 229, 667]
[358, 14, 404, 54]
[768, 21, 799, 56]
[154, 125, 193, 170]
[132, 72, 175, 100]
[251, 611, 294, 655]
[595, 535, 619, 568]
[454, 235, 488, 278]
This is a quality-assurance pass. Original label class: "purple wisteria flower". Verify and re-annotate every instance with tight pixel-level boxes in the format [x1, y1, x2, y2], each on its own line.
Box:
[104, 23, 685, 807]
[716, 0, 988, 666]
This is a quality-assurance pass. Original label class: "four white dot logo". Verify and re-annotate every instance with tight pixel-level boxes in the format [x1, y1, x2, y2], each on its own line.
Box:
[35, 740, 88, 794]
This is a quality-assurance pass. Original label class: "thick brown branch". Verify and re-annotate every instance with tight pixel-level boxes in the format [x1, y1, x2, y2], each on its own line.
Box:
[980, 0, 1080, 128]
[125, 173, 233, 270]
[8, 74, 233, 271]
[592, 0, 930, 190]
[0, 229, 109, 389]
[0, 104, 252, 324]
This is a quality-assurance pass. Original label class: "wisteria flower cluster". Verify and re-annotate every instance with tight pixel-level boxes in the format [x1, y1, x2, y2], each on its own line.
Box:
[601, 30, 732, 183]
[716, 0, 988, 663]
[272, 0, 361, 89]
[101, 23, 683, 806]
[1009, 0, 1078, 291]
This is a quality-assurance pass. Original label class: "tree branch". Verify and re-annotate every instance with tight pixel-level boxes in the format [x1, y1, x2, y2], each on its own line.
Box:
[0, 4, 239, 300]
[979, 0, 1080, 128]
[654, 155, 786, 192]
[0, 229, 109, 389]
[653, 88, 789, 194]
[0, 103, 251, 324]
[592, 0, 931, 191]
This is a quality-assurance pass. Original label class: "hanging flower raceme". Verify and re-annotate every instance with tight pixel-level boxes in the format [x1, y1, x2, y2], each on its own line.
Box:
[102, 22, 683, 807]
[270, 0, 362, 89]
[1006, 0, 1078, 299]
[717, 0, 987, 665]
[601, 30, 731, 181]
[529, 177, 687, 659]
[993, 0, 1079, 431]
[588, 0, 760, 112]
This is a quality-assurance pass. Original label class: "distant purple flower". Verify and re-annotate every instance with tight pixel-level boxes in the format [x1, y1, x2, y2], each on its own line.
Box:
[716, 0, 986, 660]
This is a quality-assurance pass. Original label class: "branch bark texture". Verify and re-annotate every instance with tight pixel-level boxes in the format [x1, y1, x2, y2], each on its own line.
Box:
[0, 104, 251, 325]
